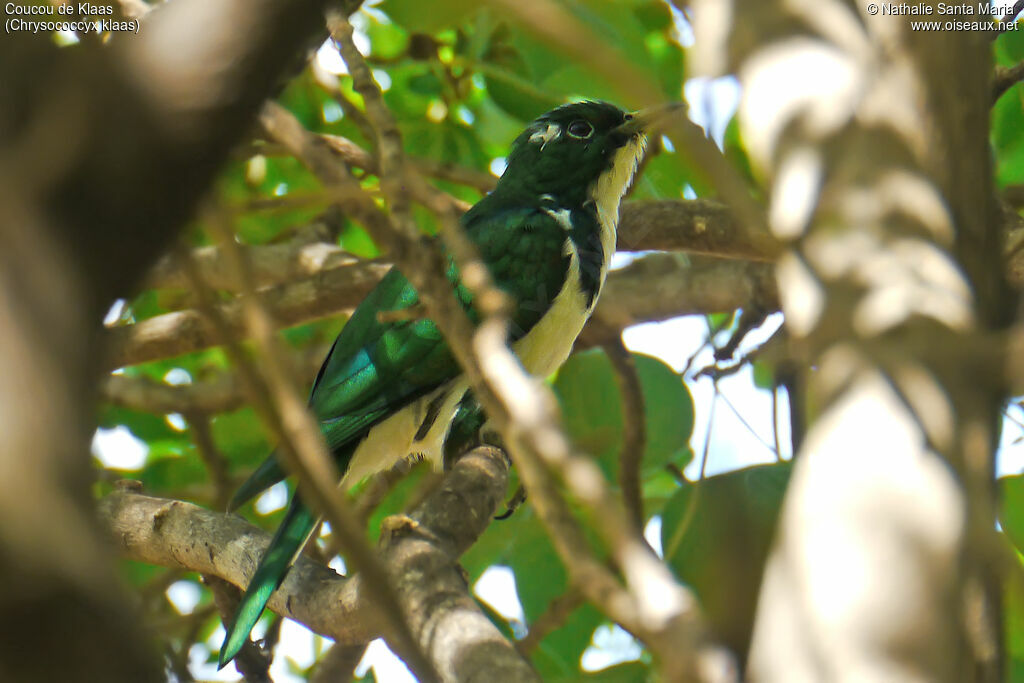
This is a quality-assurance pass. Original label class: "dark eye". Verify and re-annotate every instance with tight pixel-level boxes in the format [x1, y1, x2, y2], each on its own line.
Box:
[567, 119, 594, 139]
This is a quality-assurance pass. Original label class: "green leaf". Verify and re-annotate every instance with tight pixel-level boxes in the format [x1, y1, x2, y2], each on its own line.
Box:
[553, 350, 623, 474]
[339, 221, 381, 258]
[1009, 658, 1024, 683]
[482, 27, 561, 121]
[723, 115, 758, 189]
[460, 505, 602, 679]
[992, 86, 1024, 188]
[277, 70, 330, 131]
[364, 14, 408, 60]
[210, 408, 269, 470]
[401, 118, 490, 168]
[531, 604, 603, 680]
[1006, 561, 1024, 666]
[1001, 474, 1024, 553]
[996, 22, 1024, 67]
[98, 405, 182, 444]
[139, 451, 208, 495]
[553, 350, 694, 483]
[379, 0, 478, 34]
[118, 560, 165, 588]
[362, 463, 431, 544]
[660, 462, 791, 656]
[407, 71, 443, 96]
[752, 361, 775, 390]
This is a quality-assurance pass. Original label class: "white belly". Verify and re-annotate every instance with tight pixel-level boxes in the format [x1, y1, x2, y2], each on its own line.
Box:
[342, 376, 469, 490]
[342, 237, 608, 489]
[513, 242, 594, 379]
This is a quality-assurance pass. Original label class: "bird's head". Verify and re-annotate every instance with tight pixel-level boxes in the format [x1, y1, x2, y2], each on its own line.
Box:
[497, 100, 681, 209]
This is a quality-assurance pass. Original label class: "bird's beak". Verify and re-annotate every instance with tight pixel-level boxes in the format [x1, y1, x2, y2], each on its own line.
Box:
[615, 102, 686, 137]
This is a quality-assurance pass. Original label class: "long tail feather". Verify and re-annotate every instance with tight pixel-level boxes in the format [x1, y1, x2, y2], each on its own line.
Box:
[218, 498, 318, 668]
[228, 453, 286, 511]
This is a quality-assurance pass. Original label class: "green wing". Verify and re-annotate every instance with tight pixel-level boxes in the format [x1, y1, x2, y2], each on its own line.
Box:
[229, 203, 570, 509]
[220, 203, 571, 668]
[228, 266, 462, 510]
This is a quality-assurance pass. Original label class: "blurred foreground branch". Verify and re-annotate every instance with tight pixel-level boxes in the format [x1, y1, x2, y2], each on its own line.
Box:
[0, 0, 333, 679]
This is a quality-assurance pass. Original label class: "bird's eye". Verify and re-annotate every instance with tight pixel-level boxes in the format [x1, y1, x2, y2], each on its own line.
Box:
[567, 120, 594, 139]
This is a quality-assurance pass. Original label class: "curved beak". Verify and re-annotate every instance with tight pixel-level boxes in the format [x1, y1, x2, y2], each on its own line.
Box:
[615, 102, 686, 137]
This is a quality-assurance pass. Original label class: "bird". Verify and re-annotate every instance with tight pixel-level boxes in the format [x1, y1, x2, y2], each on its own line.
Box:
[218, 99, 678, 667]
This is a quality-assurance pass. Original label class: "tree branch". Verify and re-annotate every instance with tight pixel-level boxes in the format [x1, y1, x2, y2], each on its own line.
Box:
[617, 199, 780, 260]
[104, 260, 388, 369]
[100, 344, 328, 414]
[105, 253, 776, 372]
[993, 59, 1024, 102]
[99, 448, 538, 681]
[142, 198, 780, 295]
[604, 338, 648, 535]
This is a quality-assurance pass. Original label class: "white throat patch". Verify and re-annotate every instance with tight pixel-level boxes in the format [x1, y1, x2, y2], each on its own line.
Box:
[588, 134, 648, 299]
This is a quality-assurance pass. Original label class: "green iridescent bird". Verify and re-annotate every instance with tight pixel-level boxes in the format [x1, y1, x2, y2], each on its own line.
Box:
[218, 100, 676, 667]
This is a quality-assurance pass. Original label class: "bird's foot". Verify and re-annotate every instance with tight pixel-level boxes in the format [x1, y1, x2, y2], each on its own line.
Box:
[495, 484, 527, 520]
[380, 514, 420, 540]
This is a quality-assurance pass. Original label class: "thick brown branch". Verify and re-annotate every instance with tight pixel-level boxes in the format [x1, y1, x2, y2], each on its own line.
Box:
[98, 449, 537, 681]
[583, 254, 778, 344]
[146, 223, 365, 291]
[100, 345, 327, 414]
[99, 488, 367, 644]
[105, 253, 775, 371]
[617, 199, 781, 260]
[105, 261, 388, 369]
[145, 199, 779, 295]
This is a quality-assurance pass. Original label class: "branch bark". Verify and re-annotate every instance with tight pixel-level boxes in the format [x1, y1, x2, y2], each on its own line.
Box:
[105, 252, 777, 370]
[142, 198, 782, 294]
[99, 448, 538, 682]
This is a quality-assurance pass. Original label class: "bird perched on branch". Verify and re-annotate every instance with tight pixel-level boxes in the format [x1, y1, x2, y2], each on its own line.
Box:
[219, 99, 679, 667]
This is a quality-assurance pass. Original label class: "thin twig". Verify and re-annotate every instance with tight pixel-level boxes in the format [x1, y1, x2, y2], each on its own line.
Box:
[329, 11, 510, 320]
[603, 338, 648, 534]
[100, 345, 328, 415]
[516, 588, 585, 656]
[187, 412, 233, 510]
[993, 59, 1024, 102]
[319, 133, 494, 195]
[328, 12, 412, 228]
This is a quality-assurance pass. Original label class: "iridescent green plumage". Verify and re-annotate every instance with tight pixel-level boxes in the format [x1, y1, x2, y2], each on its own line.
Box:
[219, 101, 656, 668]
